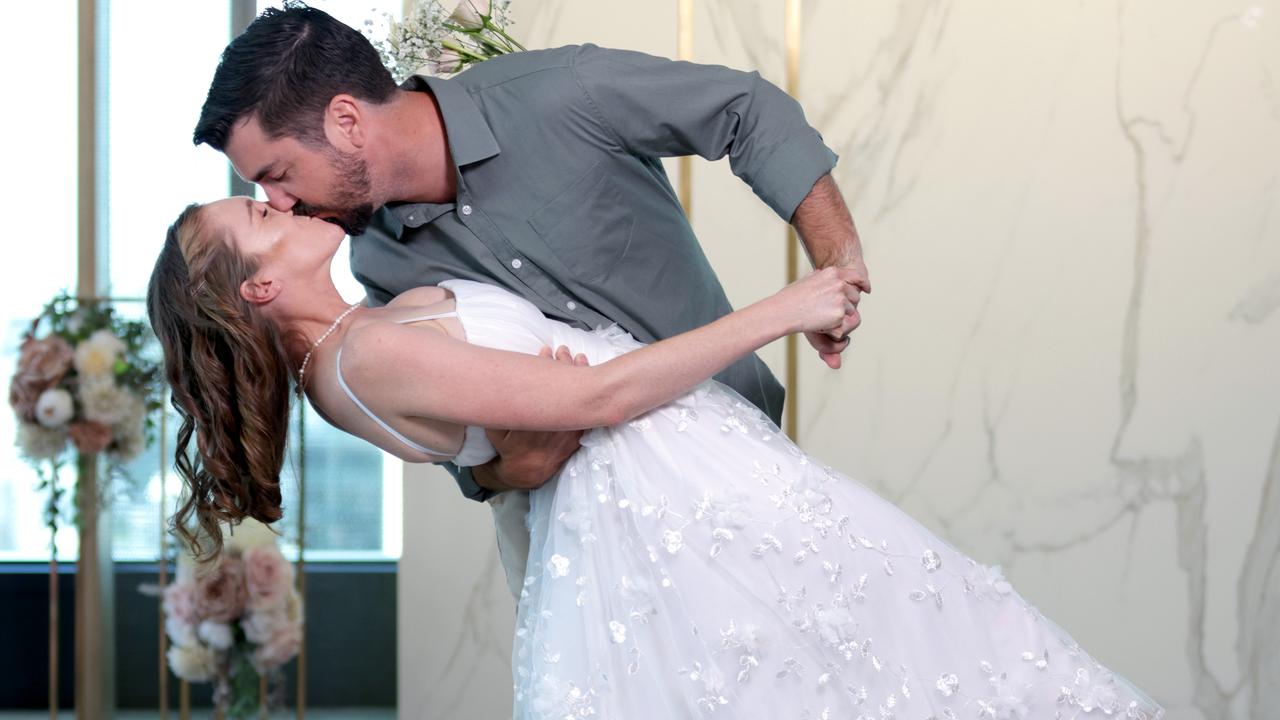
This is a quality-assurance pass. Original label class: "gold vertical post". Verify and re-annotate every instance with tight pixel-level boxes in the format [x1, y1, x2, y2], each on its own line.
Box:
[179, 681, 190, 720]
[76, 0, 112, 712]
[676, 0, 694, 218]
[77, 0, 97, 301]
[295, 404, 307, 720]
[158, 402, 169, 719]
[783, 0, 801, 442]
[74, 453, 114, 720]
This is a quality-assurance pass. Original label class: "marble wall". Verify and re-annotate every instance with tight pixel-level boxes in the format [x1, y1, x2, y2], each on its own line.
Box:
[399, 2, 1280, 718]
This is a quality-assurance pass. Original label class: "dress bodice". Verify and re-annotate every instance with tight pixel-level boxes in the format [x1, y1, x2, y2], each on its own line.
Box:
[342, 279, 643, 467]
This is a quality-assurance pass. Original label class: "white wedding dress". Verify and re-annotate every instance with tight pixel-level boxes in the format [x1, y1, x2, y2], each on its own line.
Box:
[408, 279, 1166, 719]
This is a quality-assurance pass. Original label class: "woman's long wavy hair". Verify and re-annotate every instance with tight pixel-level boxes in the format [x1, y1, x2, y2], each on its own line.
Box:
[147, 204, 294, 563]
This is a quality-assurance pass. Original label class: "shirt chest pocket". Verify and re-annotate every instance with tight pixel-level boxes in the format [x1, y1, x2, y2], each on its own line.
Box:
[527, 161, 637, 284]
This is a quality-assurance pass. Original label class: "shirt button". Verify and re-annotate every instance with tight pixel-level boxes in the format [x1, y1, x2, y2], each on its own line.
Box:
[407, 213, 416, 223]
[461, 204, 473, 216]
[566, 301, 577, 311]
[511, 258, 523, 269]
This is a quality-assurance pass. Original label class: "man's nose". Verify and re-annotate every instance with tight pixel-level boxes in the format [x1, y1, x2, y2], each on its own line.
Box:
[262, 186, 296, 212]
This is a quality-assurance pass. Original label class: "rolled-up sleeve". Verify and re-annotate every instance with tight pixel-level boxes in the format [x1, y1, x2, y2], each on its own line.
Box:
[570, 43, 838, 222]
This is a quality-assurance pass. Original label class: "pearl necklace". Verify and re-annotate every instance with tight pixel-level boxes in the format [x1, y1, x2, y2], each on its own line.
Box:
[297, 300, 363, 392]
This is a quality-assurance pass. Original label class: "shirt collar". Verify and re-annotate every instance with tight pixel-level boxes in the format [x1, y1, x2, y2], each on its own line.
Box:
[404, 74, 501, 167]
[388, 75, 501, 229]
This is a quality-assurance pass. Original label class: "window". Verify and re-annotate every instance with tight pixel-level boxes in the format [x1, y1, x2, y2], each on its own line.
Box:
[0, 1, 80, 561]
[2, 0, 405, 562]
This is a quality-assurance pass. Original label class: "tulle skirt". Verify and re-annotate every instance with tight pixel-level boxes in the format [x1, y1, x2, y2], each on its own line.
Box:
[511, 353, 1164, 719]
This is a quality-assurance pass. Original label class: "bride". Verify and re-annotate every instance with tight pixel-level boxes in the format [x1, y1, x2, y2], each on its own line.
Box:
[148, 197, 1164, 719]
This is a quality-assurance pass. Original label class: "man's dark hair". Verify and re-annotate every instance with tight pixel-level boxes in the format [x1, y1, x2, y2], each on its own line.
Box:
[194, 1, 397, 150]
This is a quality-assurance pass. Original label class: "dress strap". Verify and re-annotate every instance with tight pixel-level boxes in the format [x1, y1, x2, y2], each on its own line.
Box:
[335, 343, 454, 458]
[394, 310, 458, 325]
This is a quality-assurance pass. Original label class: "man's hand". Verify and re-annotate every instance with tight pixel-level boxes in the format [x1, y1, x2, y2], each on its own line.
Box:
[791, 174, 871, 369]
[471, 345, 589, 494]
[805, 255, 868, 369]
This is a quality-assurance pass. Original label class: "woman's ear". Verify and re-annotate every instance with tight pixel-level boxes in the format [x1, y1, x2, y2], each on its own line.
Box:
[324, 94, 366, 152]
[239, 277, 281, 306]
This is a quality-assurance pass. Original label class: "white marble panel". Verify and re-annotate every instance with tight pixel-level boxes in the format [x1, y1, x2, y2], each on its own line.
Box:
[398, 464, 514, 719]
[399, 2, 1280, 718]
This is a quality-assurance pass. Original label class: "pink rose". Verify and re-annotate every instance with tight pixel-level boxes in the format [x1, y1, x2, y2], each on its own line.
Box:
[243, 545, 294, 611]
[250, 622, 302, 673]
[68, 420, 112, 454]
[9, 336, 73, 422]
[162, 582, 198, 624]
[242, 607, 284, 645]
[194, 554, 248, 623]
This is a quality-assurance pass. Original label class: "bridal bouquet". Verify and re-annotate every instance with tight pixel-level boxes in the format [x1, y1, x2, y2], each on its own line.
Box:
[365, 0, 524, 82]
[8, 293, 161, 532]
[161, 519, 303, 717]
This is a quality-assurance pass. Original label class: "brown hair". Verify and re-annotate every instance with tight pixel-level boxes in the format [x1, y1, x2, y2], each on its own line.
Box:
[147, 204, 294, 563]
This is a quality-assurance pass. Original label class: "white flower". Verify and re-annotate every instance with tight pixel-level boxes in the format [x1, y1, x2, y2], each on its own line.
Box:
[110, 391, 147, 460]
[984, 565, 1013, 595]
[225, 516, 281, 553]
[242, 586, 303, 645]
[242, 607, 284, 645]
[1072, 667, 1121, 713]
[165, 616, 197, 646]
[78, 375, 129, 425]
[35, 388, 74, 428]
[167, 641, 217, 682]
[448, 0, 489, 30]
[16, 422, 67, 461]
[73, 330, 125, 377]
[421, 47, 464, 75]
[197, 619, 234, 650]
[813, 605, 857, 647]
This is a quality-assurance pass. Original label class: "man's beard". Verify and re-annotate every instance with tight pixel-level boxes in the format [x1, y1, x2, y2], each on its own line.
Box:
[293, 146, 376, 236]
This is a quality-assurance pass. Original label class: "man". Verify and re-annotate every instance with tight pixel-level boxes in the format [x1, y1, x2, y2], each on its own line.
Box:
[195, 3, 869, 596]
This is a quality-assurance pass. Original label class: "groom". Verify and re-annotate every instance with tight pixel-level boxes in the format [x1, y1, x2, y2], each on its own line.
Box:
[195, 4, 869, 595]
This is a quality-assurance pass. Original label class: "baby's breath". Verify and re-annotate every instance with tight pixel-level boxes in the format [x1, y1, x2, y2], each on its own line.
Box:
[364, 0, 522, 83]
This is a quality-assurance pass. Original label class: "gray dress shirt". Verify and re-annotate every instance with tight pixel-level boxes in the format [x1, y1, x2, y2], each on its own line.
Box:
[349, 43, 838, 501]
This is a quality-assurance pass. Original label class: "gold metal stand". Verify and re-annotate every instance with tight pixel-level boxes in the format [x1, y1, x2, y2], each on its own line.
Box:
[783, 0, 802, 442]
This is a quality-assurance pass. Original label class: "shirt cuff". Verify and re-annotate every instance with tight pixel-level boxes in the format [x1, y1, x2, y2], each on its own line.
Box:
[451, 463, 496, 503]
[751, 131, 840, 223]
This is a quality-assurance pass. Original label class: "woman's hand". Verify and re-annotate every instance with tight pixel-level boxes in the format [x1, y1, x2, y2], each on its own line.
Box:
[766, 266, 864, 337]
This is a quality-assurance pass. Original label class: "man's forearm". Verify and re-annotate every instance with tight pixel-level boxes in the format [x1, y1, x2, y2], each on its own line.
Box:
[791, 173, 864, 271]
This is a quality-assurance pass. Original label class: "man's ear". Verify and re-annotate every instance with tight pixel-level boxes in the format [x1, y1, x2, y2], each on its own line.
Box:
[324, 94, 366, 152]
[239, 277, 282, 306]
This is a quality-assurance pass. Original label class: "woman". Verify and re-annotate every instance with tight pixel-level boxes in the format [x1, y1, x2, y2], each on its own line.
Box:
[148, 198, 1164, 719]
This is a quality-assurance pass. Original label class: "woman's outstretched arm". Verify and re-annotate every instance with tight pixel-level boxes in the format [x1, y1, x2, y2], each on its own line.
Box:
[340, 267, 861, 432]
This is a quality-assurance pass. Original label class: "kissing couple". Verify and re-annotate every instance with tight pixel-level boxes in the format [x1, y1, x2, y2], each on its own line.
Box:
[148, 4, 1163, 718]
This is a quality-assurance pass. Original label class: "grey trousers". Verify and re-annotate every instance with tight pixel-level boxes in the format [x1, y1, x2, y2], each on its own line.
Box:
[488, 490, 532, 602]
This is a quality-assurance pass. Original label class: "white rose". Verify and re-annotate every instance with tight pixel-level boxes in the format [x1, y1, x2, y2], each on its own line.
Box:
[35, 388, 74, 428]
[421, 48, 464, 75]
[197, 619, 234, 650]
[110, 391, 147, 460]
[78, 375, 129, 425]
[448, 0, 489, 30]
[166, 642, 218, 683]
[16, 422, 68, 461]
[165, 616, 198, 646]
[87, 329, 126, 355]
[73, 330, 124, 377]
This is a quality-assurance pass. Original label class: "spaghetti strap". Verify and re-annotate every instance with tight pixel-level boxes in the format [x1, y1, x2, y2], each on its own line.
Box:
[393, 310, 458, 325]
